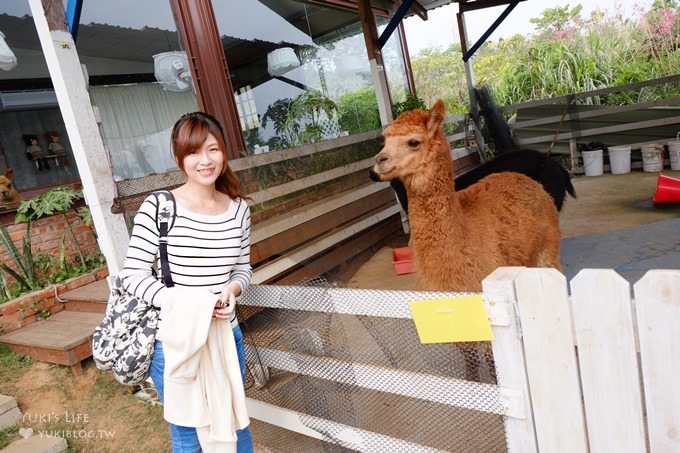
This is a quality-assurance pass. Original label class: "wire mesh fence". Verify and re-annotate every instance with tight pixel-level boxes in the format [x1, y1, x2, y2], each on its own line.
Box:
[238, 278, 508, 452]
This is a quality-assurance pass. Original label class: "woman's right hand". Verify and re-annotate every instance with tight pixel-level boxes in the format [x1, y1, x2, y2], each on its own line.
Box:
[212, 292, 235, 319]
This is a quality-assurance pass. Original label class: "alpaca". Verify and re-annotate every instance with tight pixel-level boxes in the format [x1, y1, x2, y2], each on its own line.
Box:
[372, 100, 562, 293]
[0, 167, 23, 210]
[373, 100, 562, 382]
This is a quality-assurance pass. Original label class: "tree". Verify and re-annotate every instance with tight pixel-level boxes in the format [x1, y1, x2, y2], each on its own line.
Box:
[652, 0, 678, 10]
[529, 5, 583, 36]
[337, 88, 381, 134]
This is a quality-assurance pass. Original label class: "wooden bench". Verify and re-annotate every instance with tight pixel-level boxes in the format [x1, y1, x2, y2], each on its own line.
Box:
[0, 311, 104, 377]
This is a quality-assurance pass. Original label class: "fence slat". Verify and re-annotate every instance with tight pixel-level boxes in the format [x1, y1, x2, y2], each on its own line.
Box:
[634, 270, 680, 452]
[514, 268, 588, 453]
[483, 267, 538, 453]
[571, 269, 646, 453]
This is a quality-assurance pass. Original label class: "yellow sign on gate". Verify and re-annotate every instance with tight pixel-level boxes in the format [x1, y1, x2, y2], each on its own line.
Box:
[409, 296, 493, 344]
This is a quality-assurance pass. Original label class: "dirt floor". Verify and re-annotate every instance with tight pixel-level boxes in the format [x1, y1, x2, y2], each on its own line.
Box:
[1, 169, 679, 452]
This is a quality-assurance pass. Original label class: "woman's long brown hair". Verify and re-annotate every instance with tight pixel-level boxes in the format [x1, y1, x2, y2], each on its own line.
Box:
[171, 111, 247, 200]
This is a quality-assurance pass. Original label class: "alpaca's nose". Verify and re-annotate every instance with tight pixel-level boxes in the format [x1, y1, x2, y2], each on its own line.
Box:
[375, 152, 388, 164]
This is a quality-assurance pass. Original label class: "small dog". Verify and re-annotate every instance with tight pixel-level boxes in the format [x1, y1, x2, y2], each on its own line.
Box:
[0, 168, 23, 210]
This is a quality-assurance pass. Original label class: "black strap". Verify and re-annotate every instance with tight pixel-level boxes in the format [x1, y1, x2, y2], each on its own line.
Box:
[155, 191, 175, 288]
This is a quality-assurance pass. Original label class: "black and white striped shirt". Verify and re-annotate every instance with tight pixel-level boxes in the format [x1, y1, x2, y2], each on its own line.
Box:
[119, 193, 252, 326]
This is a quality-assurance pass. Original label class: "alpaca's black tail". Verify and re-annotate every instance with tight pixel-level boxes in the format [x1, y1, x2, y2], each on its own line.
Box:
[474, 85, 517, 154]
[561, 165, 577, 199]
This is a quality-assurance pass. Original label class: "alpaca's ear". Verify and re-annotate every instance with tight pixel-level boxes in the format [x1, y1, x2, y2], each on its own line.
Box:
[5, 167, 13, 179]
[427, 99, 446, 133]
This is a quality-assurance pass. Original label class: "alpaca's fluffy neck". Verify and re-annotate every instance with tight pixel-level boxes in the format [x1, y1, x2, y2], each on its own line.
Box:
[408, 168, 463, 239]
[406, 152, 470, 290]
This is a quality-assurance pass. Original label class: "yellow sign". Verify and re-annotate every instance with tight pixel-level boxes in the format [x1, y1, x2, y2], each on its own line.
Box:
[409, 296, 493, 344]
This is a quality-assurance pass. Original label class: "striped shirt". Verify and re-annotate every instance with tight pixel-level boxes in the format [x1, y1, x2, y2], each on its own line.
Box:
[119, 193, 252, 326]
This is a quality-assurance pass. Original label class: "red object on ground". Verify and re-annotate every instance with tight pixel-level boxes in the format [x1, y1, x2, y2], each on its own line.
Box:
[653, 174, 680, 205]
[392, 247, 415, 275]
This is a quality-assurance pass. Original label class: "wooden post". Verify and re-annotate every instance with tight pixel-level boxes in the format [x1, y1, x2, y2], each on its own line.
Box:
[28, 0, 129, 274]
[357, 0, 393, 126]
[170, 0, 246, 159]
[456, 11, 486, 159]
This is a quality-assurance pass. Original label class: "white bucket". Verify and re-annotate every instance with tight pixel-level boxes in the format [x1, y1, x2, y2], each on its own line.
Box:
[608, 145, 631, 174]
[641, 143, 664, 172]
[582, 149, 603, 176]
[668, 133, 680, 171]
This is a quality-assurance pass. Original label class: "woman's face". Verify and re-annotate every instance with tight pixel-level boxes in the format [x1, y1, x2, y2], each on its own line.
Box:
[182, 133, 224, 187]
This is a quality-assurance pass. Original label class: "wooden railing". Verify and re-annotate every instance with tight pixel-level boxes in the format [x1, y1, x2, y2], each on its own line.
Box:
[500, 74, 680, 173]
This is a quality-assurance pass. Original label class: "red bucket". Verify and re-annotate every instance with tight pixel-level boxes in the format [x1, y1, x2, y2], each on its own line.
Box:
[653, 174, 680, 205]
[392, 247, 415, 275]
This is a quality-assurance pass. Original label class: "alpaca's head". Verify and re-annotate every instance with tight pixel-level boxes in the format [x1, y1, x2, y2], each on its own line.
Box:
[372, 100, 450, 188]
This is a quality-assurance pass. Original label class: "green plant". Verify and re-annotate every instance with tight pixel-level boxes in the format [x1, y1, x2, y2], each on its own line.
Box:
[0, 273, 9, 302]
[0, 222, 39, 292]
[15, 187, 89, 268]
[0, 343, 34, 382]
[392, 92, 427, 117]
[337, 88, 381, 134]
[15, 187, 82, 223]
[0, 425, 18, 450]
[0, 186, 103, 303]
[262, 90, 338, 147]
[261, 98, 297, 148]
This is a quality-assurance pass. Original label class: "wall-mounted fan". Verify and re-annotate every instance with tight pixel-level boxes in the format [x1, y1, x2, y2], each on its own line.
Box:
[153, 51, 192, 93]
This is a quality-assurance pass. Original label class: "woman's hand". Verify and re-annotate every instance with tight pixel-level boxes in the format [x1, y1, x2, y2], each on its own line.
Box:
[212, 285, 237, 319]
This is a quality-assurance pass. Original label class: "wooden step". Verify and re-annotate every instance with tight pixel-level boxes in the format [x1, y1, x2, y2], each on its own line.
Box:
[61, 278, 109, 313]
[0, 311, 104, 377]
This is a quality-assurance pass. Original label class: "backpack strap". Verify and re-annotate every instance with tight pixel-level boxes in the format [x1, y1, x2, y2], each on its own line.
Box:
[154, 191, 176, 288]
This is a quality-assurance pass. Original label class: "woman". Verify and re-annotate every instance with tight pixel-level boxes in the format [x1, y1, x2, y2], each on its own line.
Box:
[120, 111, 253, 452]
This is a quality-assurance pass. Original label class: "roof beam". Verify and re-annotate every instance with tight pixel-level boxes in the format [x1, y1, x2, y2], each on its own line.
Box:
[378, 0, 427, 49]
[65, 0, 83, 41]
[458, 0, 524, 13]
[462, 0, 523, 61]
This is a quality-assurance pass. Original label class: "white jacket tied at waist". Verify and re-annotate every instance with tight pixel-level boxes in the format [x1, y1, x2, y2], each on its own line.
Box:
[157, 287, 249, 452]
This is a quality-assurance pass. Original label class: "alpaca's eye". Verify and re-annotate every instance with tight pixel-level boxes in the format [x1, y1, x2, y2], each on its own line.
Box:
[407, 139, 420, 148]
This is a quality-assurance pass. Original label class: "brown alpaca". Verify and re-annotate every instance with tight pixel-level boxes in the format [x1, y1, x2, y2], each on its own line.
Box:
[0, 168, 23, 210]
[373, 100, 561, 382]
[373, 100, 561, 293]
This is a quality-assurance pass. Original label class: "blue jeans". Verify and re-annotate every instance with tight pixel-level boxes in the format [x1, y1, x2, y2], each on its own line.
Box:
[150, 324, 253, 453]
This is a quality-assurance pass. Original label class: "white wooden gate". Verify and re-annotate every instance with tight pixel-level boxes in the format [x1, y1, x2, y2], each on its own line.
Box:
[240, 268, 680, 452]
[484, 267, 680, 452]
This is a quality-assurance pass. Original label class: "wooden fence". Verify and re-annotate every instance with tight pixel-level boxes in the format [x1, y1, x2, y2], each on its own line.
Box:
[501, 74, 680, 173]
[239, 267, 680, 452]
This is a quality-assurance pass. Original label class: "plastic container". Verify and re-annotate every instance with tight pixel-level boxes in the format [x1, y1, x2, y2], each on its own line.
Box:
[392, 247, 415, 275]
[582, 149, 603, 176]
[653, 174, 680, 205]
[608, 145, 631, 174]
[641, 143, 664, 172]
[668, 133, 680, 171]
